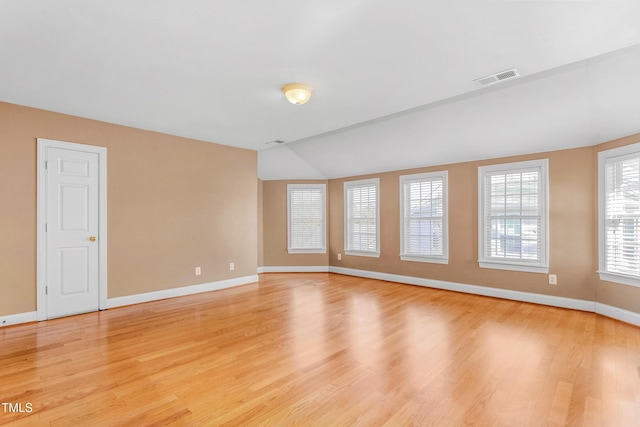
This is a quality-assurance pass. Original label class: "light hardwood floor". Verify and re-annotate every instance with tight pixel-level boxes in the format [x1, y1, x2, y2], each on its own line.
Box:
[1, 273, 640, 426]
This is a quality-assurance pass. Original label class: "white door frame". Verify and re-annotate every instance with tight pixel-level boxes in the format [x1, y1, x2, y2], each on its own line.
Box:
[37, 138, 108, 320]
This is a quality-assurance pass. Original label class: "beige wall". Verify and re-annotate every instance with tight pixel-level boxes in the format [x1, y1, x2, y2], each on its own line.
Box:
[328, 147, 597, 301]
[258, 132, 640, 316]
[0, 101, 257, 316]
[259, 146, 609, 305]
[594, 133, 640, 313]
[257, 179, 264, 268]
[262, 180, 329, 267]
[4, 97, 639, 318]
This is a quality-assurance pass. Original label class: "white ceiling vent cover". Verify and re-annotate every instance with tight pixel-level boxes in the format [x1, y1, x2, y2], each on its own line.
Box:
[266, 139, 286, 145]
[474, 68, 520, 87]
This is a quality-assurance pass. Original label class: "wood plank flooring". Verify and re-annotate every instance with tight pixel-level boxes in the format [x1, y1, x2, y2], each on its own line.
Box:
[1, 273, 640, 426]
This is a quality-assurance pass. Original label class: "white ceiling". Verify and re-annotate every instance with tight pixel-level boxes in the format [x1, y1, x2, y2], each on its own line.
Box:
[1, 1, 639, 179]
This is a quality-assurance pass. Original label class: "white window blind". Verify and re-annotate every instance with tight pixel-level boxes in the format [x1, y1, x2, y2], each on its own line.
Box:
[478, 160, 549, 273]
[344, 178, 380, 257]
[400, 172, 448, 263]
[287, 184, 326, 253]
[599, 143, 640, 286]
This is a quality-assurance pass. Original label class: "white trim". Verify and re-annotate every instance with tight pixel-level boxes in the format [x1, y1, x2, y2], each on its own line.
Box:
[259, 266, 330, 273]
[328, 267, 594, 312]
[107, 275, 258, 309]
[598, 271, 640, 288]
[98, 145, 108, 310]
[344, 177, 380, 257]
[37, 138, 108, 321]
[344, 250, 380, 258]
[5, 276, 640, 329]
[478, 158, 549, 274]
[401, 255, 448, 264]
[399, 171, 449, 264]
[0, 311, 38, 328]
[287, 183, 327, 254]
[595, 303, 640, 327]
[479, 261, 549, 274]
[287, 249, 327, 254]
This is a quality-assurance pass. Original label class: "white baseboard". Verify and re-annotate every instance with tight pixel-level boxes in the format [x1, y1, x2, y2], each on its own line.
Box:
[595, 303, 640, 327]
[259, 266, 330, 273]
[5, 272, 640, 328]
[0, 311, 37, 328]
[329, 267, 595, 312]
[257, 267, 265, 274]
[106, 275, 259, 309]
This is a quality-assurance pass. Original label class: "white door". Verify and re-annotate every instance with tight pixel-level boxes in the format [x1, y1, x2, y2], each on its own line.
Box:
[45, 147, 100, 318]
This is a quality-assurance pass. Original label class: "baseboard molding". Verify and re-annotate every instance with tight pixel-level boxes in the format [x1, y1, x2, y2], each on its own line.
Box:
[0, 311, 38, 328]
[106, 275, 259, 309]
[257, 267, 265, 274]
[259, 266, 330, 273]
[329, 266, 595, 312]
[5, 273, 640, 328]
[595, 303, 640, 327]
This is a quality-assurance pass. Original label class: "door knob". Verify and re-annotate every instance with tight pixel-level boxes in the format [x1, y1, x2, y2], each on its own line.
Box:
[89, 236, 97, 242]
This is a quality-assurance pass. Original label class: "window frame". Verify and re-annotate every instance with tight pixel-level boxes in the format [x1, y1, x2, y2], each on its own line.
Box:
[399, 171, 449, 264]
[287, 183, 327, 254]
[598, 142, 640, 287]
[478, 159, 549, 273]
[344, 178, 380, 258]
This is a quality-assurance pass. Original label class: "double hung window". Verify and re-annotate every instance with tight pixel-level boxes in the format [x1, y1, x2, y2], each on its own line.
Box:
[400, 172, 448, 264]
[478, 159, 549, 273]
[599, 143, 640, 286]
[287, 184, 326, 253]
[344, 178, 380, 257]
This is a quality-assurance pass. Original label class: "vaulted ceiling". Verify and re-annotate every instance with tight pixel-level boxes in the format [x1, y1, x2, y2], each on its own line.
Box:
[1, 1, 639, 179]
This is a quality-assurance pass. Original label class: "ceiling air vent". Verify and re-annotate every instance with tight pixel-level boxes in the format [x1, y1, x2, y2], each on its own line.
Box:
[474, 68, 519, 87]
[265, 139, 286, 145]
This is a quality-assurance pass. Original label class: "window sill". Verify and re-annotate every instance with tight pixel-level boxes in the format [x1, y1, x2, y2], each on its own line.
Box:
[598, 271, 640, 288]
[400, 255, 448, 265]
[345, 250, 380, 258]
[288, 248, 326, 254]
[479, 261, 548, 274]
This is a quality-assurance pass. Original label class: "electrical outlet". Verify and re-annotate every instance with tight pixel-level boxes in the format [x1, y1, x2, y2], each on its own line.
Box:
[548, 274, 557, 285]
[229, 262, 235, 271]
[195, 267, 201, 276]
[338, 253, 342, 261]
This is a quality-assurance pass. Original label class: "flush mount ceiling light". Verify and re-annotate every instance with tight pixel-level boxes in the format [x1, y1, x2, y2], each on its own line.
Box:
[282, 83, 313, 105]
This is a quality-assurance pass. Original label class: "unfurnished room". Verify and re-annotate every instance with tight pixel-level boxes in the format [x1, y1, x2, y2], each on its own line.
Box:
[1, 1, 640, 426]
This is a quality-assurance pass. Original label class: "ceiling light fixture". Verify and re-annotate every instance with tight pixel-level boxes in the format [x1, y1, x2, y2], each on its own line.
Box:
[282, 83, 313, 105]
